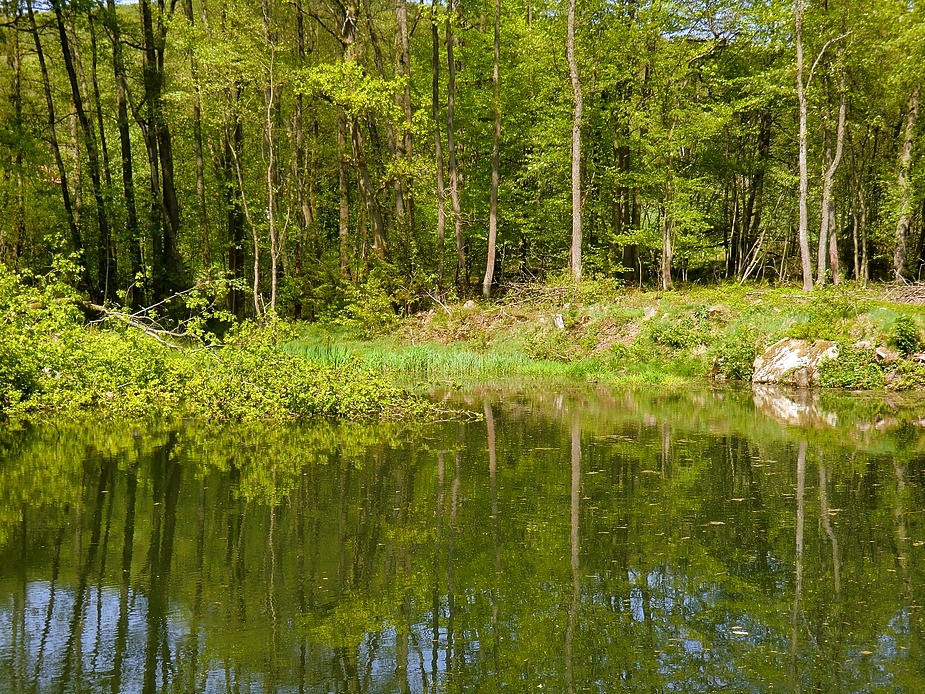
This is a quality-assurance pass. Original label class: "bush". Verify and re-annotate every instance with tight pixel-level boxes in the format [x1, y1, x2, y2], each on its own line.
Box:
[817, 346, 885, 390]
[890, 315, 921, 356]
[788, 286, 863, 341]
[0, 265, 434, 422]
[711, 332, 758, 381]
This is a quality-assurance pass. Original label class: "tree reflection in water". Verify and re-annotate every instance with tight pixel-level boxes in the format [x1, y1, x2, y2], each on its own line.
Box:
[2, 385, 925, 691]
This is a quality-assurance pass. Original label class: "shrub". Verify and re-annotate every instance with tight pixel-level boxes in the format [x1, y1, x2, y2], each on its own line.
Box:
[817, 346, 885, 390]
[788, 286, 863, 341]
[711, 332, 758, 381]
[890, 315, 921, 356]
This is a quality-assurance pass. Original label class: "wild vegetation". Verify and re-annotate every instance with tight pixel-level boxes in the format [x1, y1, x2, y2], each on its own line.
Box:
[3, 0, 925, 318]
[0, 263, 435, 419]
[288, 280, 925, 390]
[4, 0, 925, 413]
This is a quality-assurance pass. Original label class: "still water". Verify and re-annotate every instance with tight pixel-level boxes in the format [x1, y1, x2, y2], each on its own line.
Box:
[2, 384, 925, 692]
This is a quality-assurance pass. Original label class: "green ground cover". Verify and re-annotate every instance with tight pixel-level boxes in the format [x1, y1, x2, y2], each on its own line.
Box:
[287, 281, 925, 391]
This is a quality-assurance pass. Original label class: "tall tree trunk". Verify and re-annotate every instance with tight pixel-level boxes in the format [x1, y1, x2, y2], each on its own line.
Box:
[184, 0, 210, 268]
[482, 0, 501, 298]
[350, 119, 387, 257]
[4, 3, 26, 263]
[894, 85, 920, 281]
[27, 0, 89, 291]
[795, 0, 813, 291]
[103, 0, 143, 303]
[817, 32, 848, 286]
[446, 3, 465, 291]
[223, 114, 246, 317]
[139, 0, 183, 297]
[87, 10, 118, 293]
[395, 0, 414, 247]
[567, 0, 582, 282]
[337, 112, 351, 276]
[262, 0, 279, 311]
[53, 0, 113, 300]
[432, 0, 447, 290]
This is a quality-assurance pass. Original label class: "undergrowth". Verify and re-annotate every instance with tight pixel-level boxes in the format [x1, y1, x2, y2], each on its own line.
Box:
[0, 264, 436, 421]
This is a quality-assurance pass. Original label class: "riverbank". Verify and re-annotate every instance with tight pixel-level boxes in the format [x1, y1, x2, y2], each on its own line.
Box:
[287, 281, 925, 391]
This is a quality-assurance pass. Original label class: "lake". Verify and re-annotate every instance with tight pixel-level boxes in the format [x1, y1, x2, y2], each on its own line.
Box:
[2, 383, 925, 692]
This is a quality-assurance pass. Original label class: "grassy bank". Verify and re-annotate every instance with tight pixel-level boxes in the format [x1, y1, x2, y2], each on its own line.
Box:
[286, 281, 925, 391]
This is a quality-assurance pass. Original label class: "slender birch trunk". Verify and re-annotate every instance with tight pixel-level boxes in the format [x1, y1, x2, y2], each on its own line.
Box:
[795, 0, 813, 291]
[567, 0, 583, 282]
[894, 85, 920, 281]
[482, 0, 501, 298]
[432, 0, 447, 289]
[446, 3, 466, 290]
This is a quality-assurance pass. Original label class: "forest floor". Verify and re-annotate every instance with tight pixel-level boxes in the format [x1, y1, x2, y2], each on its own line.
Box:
[287, 282, 925, 390]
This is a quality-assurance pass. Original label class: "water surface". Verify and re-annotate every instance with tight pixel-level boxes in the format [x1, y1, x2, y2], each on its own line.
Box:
[2, 384, 925, 692]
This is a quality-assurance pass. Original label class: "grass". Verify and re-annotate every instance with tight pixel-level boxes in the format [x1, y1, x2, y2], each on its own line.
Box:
[284, 281, 925, 390]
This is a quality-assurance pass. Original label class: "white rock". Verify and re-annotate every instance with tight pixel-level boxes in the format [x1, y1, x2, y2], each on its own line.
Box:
[752, 338, 839, 387]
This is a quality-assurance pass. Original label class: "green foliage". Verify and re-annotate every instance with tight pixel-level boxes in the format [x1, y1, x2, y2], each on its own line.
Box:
[890, 314, 921, 356]
[645, 313, 704, 351]
[788, 287, 865, 341]
[0, 265, 435, 422]
[711, 331, 758, 381]
[817, 347, 886, 390]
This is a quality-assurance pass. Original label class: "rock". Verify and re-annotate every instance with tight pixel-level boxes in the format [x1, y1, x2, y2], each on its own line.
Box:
[751, 338, 839, 387]
[707, 305, 731, 321]
[875, 346, 899, 363]
[643, 307, 657, 319]
[909, 352, 925, 363]
[553, 313, 565, 330]
[463, 299, 477, 310]
[853, 340, 873, 350]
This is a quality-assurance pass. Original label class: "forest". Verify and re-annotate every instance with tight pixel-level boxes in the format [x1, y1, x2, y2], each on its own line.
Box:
[1, 0, 924, 318]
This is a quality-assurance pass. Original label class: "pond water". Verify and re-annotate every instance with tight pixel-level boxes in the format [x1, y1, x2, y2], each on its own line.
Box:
[2, 384, 925, 692]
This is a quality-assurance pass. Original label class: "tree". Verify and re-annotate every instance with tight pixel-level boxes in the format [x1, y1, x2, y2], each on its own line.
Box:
[567, 0, 582, 282]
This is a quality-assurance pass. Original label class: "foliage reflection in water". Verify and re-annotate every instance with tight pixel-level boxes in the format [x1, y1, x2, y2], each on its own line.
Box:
[2, 385, 925, 692]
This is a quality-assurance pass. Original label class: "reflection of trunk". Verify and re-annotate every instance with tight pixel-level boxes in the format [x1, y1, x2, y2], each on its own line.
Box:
[431, 0, 448, 289]
[482, 0, 502, 298]
[485, 402, 502, 671]
[818, 461, 840, 597]
[567, 0, 582, 282]
[789, 441, 806, 690]
[894, 462, 912, 605]
[431, 450, 446, 684]
[33, 528, 65, 688]
[112, 463, 138, 694]
[60, 460, 112, 684]
[565, 417, 581, 693]
[186, 479, 206, 690]
[447, 446, 461, 672]
[144, 435, 181, 694]
[894, 86, 920, 280]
